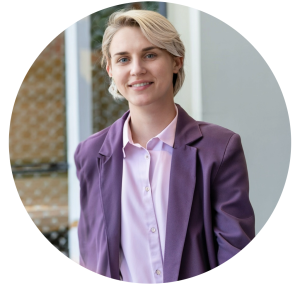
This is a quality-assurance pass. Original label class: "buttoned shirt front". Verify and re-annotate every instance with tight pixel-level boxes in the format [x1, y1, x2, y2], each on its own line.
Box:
[120, 106, 178, 283]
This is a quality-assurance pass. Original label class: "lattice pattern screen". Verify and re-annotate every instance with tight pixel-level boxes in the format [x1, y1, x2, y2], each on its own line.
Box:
[10, 33, 66, 165]
[10, 32, 69, 255]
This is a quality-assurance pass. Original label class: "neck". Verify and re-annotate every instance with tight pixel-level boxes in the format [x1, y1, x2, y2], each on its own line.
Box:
[129, 100, 177, 148]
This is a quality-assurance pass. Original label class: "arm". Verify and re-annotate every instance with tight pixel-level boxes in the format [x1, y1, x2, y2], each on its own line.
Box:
[212, 133, 255, 264]
[73, 142, 86, 267]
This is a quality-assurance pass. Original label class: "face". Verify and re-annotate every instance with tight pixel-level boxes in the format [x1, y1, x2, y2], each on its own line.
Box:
[106, 26, 183, 108]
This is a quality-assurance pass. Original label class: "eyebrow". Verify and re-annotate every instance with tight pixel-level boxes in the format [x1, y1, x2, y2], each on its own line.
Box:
[112, 46, 159, 57]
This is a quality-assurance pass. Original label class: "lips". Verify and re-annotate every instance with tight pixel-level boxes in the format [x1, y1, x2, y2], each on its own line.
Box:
[128, 81, 153, 87]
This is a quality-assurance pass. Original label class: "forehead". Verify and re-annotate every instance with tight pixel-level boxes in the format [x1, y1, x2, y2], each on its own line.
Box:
[109, 26, 154, 55]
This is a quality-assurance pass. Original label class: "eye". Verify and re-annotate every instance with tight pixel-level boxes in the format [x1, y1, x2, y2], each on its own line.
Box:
[145, 53, 156, 59]
[118, 57, 129, 63]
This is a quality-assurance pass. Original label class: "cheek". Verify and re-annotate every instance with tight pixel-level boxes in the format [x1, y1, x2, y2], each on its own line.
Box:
[113, 69, 127, 84]
[159, 67, 175, 86]
[113, 72, 128, 94]
[160, 62, 175, 76]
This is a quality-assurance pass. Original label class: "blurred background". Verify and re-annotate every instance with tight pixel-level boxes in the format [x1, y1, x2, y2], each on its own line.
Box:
[9, 2, 290, 262]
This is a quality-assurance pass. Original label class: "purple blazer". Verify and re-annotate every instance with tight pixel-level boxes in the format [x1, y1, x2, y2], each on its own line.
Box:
[74, 104, 255, 282]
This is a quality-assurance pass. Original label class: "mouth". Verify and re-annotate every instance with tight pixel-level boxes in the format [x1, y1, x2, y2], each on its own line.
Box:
[128, 82, 154, 87]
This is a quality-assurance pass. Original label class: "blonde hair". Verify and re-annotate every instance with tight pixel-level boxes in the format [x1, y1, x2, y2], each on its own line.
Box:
[101, 9, 185, 97]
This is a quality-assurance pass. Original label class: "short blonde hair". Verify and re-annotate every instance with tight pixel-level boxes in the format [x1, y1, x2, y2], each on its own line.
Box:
[101, 9, 185, 96]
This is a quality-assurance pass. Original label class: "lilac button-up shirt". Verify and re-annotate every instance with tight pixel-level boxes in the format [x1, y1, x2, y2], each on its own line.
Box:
[119, 106, 178, 283]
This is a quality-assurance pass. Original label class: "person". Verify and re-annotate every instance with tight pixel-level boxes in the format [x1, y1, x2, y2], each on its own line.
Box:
[74, 9, 255, 283]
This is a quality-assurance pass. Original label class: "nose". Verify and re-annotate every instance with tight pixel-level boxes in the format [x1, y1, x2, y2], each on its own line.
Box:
[130, 57, 146, 76]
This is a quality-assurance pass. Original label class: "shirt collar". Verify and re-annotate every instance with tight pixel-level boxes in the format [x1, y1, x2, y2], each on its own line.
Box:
[155, 105, 178, 147]
[122, 114, 133, 158]
[122, 105, 178, 157]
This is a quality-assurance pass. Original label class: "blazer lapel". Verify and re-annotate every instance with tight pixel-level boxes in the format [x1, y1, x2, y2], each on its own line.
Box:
[98, 112, 129, 280]
[163, 104, 203, 283]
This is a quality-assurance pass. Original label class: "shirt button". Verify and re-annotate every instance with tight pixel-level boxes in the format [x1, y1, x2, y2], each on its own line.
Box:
[145, 186, 150, 192]
[145, 155, 149, 159]
[151, 227, 156, 233]
[156, 270, 161, 275]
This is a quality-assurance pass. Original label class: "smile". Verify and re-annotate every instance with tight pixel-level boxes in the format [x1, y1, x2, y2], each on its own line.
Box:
[129, 82, 153, 87]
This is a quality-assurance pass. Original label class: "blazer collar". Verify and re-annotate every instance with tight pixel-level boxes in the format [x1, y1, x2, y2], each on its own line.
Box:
[173, 104, 203, 147]
[99, 103, 203, 157]
[99, 110, 129, 157]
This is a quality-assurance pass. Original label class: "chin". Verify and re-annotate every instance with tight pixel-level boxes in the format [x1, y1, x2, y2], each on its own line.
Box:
[128, 95, 158, 107]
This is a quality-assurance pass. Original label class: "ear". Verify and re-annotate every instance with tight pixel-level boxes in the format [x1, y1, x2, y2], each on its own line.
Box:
[173, 56, 183, 74]
[106, 62, 112, 77]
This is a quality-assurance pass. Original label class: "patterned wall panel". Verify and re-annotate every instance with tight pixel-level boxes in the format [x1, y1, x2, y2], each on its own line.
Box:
[10, 32, 69, 255]
[10, 33, 66, 165]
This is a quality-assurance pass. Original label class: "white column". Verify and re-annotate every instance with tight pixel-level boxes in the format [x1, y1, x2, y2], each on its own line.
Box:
[65, 16, 92, 263]
[189, 8, 202, 121]
[166, 3, 202, 121]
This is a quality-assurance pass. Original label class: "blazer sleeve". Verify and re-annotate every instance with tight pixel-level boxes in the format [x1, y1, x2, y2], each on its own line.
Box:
[212, 133, 255, 265]
[73, 142, 86, 267]
[74, 142, 82, 181]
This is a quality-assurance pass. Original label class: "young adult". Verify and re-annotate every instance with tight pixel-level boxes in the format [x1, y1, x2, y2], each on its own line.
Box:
[74, 9, 255, 283]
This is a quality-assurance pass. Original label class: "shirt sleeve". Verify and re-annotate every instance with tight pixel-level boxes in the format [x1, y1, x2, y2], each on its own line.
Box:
[212, 133, 255, 265]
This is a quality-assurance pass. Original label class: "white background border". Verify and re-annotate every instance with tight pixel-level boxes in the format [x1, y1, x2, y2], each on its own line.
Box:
[1, 0, 299, 299]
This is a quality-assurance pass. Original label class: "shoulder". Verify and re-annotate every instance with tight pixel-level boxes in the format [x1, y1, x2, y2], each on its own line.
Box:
[74, 111, 129, 168]
[78, 126, 111, 152]
[192, 121, 244, 172]
[74, 126, 112, 167]
[197, 121, 239, 146]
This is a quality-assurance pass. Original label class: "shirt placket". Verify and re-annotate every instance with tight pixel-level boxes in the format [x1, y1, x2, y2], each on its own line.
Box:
[140, 146, 163, 283]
